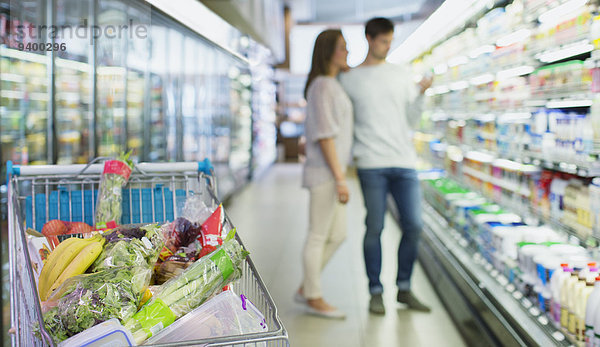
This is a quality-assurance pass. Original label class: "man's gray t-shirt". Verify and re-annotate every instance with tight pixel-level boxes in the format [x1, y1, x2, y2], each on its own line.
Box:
[339, 63, 423, 169]
[302, 76, 354, 188]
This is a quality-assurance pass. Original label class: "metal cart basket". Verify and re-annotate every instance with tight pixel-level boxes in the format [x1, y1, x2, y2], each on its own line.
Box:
[6, 160, 289, 346]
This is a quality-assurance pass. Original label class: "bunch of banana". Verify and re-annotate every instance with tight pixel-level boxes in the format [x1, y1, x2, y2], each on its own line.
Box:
[38, 234, 106, 301]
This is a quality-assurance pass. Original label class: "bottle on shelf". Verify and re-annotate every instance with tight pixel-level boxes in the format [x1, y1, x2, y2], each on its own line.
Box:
[551, 263, 571, 324]
[585, 275, 600, 346]
[574, 263, 599, 342]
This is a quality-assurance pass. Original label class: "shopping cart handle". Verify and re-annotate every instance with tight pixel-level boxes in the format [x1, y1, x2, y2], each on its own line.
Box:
[6, 161, 19, 182]
[7, 160, 214, 177]
[198, 158, 214, 176]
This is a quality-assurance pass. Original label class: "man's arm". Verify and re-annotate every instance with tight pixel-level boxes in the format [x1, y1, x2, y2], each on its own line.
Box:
[406, 75, 433, 128]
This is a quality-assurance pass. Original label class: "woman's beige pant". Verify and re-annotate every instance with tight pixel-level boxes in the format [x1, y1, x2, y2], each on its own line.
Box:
[302, 180, 347, 299]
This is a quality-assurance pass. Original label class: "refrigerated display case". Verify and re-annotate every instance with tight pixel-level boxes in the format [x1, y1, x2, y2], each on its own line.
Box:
[0, 0, 274, 197]
[196, 43, 214, 164]
[125, 1, 150, 163]
[228, 62, 253, 184]
[126, 70, 144, 160]
[165, 27, 183, 161]
[96, 0, 128, 158]
[0, 49, 49, 166]
[182, 36, 199, 162]
[248, 41, 277, 177]
[148, 22, 168, 162]
[55, 0, 93, 164]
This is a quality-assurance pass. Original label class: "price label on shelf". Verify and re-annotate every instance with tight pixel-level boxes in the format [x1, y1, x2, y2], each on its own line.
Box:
[529, 307, 540, 316]
[538, 316, 548, 326]
[485, 263, 493, 272]
[490, 269, 499, 278]
[497, 276, 509, 287]
[521, 298, 532, 309]
[513, 291, 523, 300]
[505, 284, 515, 293]
[459, 238, 469, 248]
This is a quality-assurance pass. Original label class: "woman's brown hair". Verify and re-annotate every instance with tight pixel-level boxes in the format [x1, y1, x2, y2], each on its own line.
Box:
[304, 29, 343, 98]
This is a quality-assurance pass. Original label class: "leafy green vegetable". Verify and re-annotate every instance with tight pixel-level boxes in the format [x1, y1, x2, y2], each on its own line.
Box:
[43, 266, 151, 343]
[93, 224, 163, 271]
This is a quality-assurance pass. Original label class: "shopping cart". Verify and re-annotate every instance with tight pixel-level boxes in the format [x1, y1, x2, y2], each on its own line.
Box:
[5, 160, 289, 346]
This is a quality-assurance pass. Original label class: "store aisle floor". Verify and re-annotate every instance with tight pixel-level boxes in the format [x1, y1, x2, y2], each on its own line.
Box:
[226, 163, 466, 347]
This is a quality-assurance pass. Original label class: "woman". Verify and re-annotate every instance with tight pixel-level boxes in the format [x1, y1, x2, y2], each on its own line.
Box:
[295, 29, 353, 319]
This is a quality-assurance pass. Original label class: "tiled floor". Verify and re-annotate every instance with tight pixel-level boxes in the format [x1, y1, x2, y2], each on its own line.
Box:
[226, 163, 466, 347]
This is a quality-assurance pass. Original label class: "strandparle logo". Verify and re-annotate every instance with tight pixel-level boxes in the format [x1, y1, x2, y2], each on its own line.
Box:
[16, 18, 148, 46]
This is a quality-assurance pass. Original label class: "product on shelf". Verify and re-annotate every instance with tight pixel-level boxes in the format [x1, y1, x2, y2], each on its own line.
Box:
[422, 176, 600, 344]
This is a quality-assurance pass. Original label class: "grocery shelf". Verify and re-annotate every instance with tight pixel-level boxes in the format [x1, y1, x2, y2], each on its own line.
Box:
[443, 169, 599, 249]
[402, 198, 574, 346]
[423, 198, 575, 346]
[438, 137, 600, 178]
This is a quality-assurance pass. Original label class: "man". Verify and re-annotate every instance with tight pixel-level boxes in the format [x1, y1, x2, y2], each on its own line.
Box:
[339, 17, 433, 314]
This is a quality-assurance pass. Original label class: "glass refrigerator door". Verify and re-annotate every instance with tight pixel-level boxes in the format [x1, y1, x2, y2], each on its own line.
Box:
[96, 0, 127, 157]
[212, 52, 231, 165]
[165, 28, 182, 161]
[125, 2, 150, 162]
[55, 0, 93, 164]
[228, 61, 252, 178]
[182, 36, 198, 162]
[197, 42, 215, 162]
[148, 23, 167, 161]
[0, 1, 49, 165]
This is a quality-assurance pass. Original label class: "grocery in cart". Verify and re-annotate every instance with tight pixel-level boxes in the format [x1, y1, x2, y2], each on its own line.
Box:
[6, 158, 289, 346]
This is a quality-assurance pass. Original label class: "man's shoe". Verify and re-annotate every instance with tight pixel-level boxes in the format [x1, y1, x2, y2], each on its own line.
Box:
[369, 294, 386, 315]
[397, 290, 431, 312]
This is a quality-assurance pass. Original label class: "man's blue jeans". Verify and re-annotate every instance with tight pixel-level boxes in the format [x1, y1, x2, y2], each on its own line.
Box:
[357, 167, 423, 295]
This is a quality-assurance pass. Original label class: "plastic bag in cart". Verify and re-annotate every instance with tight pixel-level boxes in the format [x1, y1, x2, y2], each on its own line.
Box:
[92, 223, 164, 271]
[144, 290, 268, 345]
[42, 266, 152, 343]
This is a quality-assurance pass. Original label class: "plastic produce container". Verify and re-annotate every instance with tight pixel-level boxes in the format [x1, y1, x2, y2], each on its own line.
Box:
[145, 290, 268, 345]
[57, 319, 135, 347]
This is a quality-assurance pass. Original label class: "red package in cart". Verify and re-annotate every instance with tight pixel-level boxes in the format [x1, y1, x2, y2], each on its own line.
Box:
[196, 204, 224, 259]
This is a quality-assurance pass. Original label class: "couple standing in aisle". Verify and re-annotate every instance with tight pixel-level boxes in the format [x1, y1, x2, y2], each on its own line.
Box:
[296, 17, 433, 318]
